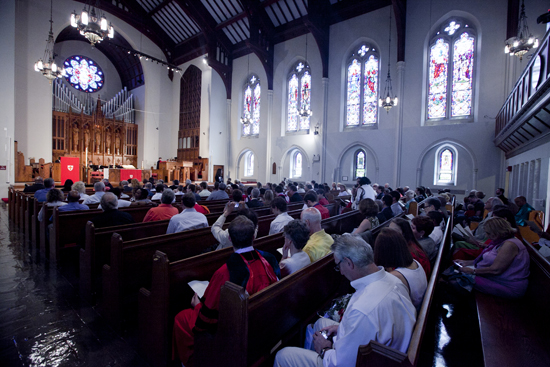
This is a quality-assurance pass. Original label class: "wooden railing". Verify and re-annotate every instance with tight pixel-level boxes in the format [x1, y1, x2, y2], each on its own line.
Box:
[495, 29, 550, 138]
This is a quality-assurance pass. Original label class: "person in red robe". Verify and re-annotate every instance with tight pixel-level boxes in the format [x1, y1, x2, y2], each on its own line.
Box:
[172, 215, 280, 365]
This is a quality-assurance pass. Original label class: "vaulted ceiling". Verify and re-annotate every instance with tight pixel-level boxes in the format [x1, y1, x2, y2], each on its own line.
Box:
[72, 0, 405, 98]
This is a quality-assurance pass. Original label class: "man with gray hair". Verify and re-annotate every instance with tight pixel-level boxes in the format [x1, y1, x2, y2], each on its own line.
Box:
[24, 176, 45, 193]
[301, 207, 333, 262]
[143, 189, 179, 222]
[247, 188, 264, 208]
[90, 193, 135, 228]
[274, 235, 416, 367]
[206, 182, 229, 200]
[83, 181, 106, 205]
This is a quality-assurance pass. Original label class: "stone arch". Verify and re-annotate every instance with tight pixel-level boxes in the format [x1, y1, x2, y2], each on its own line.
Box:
[334, 141, 380, 184]
[279, 145, 311, 182]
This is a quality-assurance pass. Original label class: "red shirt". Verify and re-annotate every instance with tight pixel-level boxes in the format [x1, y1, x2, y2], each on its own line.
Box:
[319, 198, 329, 205]
[194, 203, 209, 214]
[314, 203, 330, 219]
[143, 204, 179, 222]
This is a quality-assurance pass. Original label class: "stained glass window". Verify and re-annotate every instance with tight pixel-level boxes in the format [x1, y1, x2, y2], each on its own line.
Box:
[355, 150, 366, 179]
[242, 76, 260, 136]
[346, 45, 379, 126]
[452, 33, 474, 117]
[428, 39, 449, 119]
[291, 151, 303, 178]
[287, 62, 311, 131]
[63, 55, 104, 93]
[244, 151, 254, 176]
[427, 20, 475, 121]
[434, 145, 457, 185]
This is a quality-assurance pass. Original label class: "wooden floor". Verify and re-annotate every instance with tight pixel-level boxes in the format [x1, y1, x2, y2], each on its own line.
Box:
[0, 202, 482, 367]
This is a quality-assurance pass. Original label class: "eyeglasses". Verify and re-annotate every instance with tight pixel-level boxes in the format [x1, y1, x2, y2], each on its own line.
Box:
[334, 259, 343, 272]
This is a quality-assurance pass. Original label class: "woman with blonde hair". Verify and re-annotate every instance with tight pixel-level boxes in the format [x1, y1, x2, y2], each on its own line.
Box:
[130, 178, 141, 189]
[71, 181, 89, 199]
[455, 217, 530, 298]
[263, 189, 274, 207]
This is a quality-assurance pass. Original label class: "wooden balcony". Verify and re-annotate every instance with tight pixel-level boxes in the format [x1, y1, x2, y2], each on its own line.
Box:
[495, 29, 550, 158]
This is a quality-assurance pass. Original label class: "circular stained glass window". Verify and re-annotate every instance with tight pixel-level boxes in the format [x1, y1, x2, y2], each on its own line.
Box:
[63, 55, 104, 93]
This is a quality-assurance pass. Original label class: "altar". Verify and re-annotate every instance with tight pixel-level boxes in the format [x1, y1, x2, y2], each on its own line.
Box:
[95, 168, 152, 184]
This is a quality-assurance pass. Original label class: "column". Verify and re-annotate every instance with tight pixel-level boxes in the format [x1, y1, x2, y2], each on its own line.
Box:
[393, 61, 405, 187]
[226, 99, 232, 180]
[266, 90, 274, 183]
[320, 78, 329, 182]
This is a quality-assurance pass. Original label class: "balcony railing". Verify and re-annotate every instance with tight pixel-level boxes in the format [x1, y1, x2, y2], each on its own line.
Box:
[495, 28, 550, 155]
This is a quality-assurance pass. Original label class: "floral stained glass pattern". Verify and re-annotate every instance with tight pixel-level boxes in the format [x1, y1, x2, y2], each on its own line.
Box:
[346, 59, 361, 126]
[438, 149, 453, 182]
[243, 85, 252, 135]
[428, 39, 449, 119]
[300, 71, 311, 130]
[63, 56, 104, 93]
[288, 74, 299, 131]
[355, 151, 366, 178]
[363, 55, 378, 125]
[452, 33, 474, 117]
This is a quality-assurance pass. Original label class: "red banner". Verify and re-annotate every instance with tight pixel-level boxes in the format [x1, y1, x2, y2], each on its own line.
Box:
[120, 169, 142, 182]
[60, 157, 80, 185]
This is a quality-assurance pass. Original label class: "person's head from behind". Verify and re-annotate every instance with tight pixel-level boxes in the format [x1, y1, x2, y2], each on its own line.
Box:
[301, 207, 322, 234]
[484, 217, 516, 241]
[486, 197, 503, 211]
[358, 177, 371, 186]
[72, 181, 86, 194]
[424, 198, 441, 213]
[264, 189, 274, 202]
[374, 228, 414, 269]
[492, 207, 518, 228]
[67, 190, 81, 203]
[44, 178, 55, 189]
[382, 194, 393, 208]
[156, 184, 165, 193]
[416, 186, 426, 196]
[288, 185, 297, 195]
[389, 218, 417, 245]
[304, 191, 319, 207]
[228, 216, 256, 249]
[427, 211, 444, 228]
[94, 181, 105, 192]
[411, 216, 435, 240]
[251, 188, 260, 199]
[101, 192, 118, 211]
[271, 196, 287, 214]
[232, 189, 243, 202]
[182, 193, 196, 209]
[214, 181, 220, 190]
[467, 204, 475, 211]
[331, 234, 374, 281]
[359, 198, 378, 217]
[47, 188, 64, 203]
[219, 183, 227, 191]
[35, 176, 44, 185]
[111, 187, 122, 199]
[283, 220, 310, 251]
[274, 185, 284, 194]
[161, 189, 175, 204]
[173, 180, 179, 186]
[139, 188, 150, 201]
[63, 179, 74, 190]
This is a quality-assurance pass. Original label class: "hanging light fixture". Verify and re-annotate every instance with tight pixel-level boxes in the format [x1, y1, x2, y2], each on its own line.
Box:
[34, 0, 65, 83]
[299, 33, 313, 118]
[379, 8, 398, 113]
[71, 0, 114, 46]
[504, 0, 539, 60]
[241, 55, 252, 126]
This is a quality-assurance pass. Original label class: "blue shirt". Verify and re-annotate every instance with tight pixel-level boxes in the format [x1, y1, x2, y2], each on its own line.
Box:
[58, 202, 90, 212]
[35, 188, 52, 202]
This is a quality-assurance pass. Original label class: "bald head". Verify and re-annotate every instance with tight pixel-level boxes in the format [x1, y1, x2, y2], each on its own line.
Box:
[301, 207, 322, 234]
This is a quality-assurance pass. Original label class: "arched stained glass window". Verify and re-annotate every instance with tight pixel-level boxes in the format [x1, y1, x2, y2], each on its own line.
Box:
[346, 45, 379, 126]
[287, 62, 312, 131]
[63, 55, 104, 93]
[427, 19, 476, 121]
[434, 145, 457, 186]
[242, 75, 260, 136]
[354, 150, 366, 179]
[244, 151, 254, 176]
[290, 150, 303, 178]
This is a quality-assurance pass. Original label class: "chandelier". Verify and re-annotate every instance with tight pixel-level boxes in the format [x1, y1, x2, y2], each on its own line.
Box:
[71, 0, 114, 46]
[379, 8, 398, 112]
[504, 0, 538, 60]
[34, 0, 65, 83]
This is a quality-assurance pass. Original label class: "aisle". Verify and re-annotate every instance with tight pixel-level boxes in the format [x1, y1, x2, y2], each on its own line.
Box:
[0, 205, 149, 367]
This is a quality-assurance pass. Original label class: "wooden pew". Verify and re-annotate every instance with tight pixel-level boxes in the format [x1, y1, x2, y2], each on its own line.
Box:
[474, 241, 550, 367]
[355, 216, 452, 367]
[47, 206, 157, 261]
[79, 207, 302, 301]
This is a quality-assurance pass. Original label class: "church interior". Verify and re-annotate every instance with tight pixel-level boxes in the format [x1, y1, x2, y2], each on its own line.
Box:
[1, 0, 550, 366]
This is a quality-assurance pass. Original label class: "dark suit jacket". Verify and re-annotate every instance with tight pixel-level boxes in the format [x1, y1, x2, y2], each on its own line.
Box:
[247, 199, 264, 208]
[23, 184, 45, 193]
[289, 193, 303, 202]
[90, 210, 135, 229]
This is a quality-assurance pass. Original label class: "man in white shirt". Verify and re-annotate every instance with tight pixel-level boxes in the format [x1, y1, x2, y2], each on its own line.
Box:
[198, 181, 211, 198]
[167, 193, 208, 234]
[352, 177, 376, 209]
[151, 184, 165, 201]
[211, 203, 259, 250]
[82, 181, 106, 205]
[274, 235, 416, 367]
[269, 197, 294, 235]
[98, 188, 132, 209]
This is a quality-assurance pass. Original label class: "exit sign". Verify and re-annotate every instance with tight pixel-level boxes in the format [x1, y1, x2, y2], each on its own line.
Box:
[0, 166, 6, 170]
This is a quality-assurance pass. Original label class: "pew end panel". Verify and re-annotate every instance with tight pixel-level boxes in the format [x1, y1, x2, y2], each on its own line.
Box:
[356, 341, 410, 367]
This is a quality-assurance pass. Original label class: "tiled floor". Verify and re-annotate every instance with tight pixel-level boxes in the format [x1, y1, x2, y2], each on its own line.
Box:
[0, 203, 482, 367]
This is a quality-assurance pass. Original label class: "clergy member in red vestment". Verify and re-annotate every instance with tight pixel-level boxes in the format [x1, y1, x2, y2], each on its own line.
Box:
[172, 215, 280, 365]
